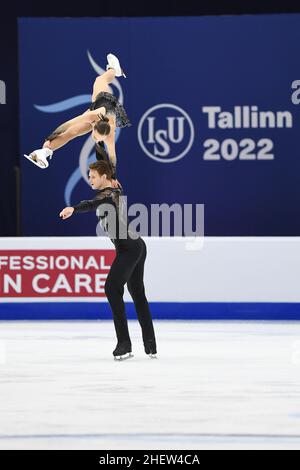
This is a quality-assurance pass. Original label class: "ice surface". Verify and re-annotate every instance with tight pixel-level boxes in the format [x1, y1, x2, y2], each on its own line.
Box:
[0, 320, 300, 449]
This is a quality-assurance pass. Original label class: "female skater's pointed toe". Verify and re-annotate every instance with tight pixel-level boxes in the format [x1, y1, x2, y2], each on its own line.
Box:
[24, 148, 53, 169]
[106, 53, 126, 78]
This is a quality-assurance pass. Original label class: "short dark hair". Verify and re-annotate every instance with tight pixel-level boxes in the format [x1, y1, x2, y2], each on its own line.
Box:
[94, 113, 110, 136]
[89, 160, 113, 179]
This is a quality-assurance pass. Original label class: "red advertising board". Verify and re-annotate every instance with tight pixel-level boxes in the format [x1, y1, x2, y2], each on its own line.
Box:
[0, 250, 115, 297]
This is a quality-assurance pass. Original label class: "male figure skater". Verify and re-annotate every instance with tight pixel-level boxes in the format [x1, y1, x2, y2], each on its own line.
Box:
[60, 160, 157, 361]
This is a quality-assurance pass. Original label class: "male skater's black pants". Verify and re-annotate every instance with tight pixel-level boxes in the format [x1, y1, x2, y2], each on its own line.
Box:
[105, 237, 156, 348]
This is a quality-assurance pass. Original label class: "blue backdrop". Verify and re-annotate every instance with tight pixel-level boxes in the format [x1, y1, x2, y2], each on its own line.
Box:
[18, 15, 300, 236]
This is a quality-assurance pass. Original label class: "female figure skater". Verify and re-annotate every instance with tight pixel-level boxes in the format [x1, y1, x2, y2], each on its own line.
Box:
[25, 53, 130, 176]
[59, 160, 157, 361]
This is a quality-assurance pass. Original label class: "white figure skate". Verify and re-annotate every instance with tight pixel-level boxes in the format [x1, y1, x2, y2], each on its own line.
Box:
[106, 53, 126, 78]
[24, 148, 53, 169]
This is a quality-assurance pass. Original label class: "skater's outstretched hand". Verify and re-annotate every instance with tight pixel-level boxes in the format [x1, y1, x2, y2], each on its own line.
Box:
[59, 207, 74, 220]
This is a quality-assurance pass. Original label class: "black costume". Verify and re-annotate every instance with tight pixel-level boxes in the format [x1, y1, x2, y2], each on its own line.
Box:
[91, 91, 131, 179]
[89, 91, 131, 129]
[72, 187, 157, 356]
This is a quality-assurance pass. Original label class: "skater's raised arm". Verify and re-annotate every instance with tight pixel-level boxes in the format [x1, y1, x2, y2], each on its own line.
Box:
[92, 116, 117, 177]
[104, 127, 117, 171]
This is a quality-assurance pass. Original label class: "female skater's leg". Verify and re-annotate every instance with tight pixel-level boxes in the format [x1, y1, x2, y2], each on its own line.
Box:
[43, 109, 92, 148]
[43, 121, 92, 151]
[92, 69, 116, 101]
[92, 53, 126, 101]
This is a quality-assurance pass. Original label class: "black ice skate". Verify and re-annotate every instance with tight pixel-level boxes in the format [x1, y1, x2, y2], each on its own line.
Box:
[113, 341, 133, 361]
[144, 338, 157, 359]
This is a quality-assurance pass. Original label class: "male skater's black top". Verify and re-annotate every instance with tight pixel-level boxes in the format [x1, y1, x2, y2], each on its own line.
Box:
[72, 187, 137, 249]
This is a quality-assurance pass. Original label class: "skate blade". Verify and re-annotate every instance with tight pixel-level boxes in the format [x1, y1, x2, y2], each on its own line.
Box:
[24, 154, 48, 169]
[148, 353, 157, 359]
[114, 353, 134, 361]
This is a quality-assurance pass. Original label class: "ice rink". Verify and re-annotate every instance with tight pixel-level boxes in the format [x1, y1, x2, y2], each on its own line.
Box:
[0, 319, 300, 450]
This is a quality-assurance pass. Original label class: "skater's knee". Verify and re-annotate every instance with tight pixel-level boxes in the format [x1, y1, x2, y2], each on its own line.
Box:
[127, 284, 146, 303]
[105, 277, 120, 299]
[104, 279, 113, 298]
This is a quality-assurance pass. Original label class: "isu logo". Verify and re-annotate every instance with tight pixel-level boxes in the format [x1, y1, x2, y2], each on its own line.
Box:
[138, 103, 194, 163]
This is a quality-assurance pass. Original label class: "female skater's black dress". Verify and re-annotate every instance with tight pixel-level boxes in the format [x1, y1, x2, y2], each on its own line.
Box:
[72, 187, 157, 356]
[89, 91, 131, 129]
[90, 92, 131, 179]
